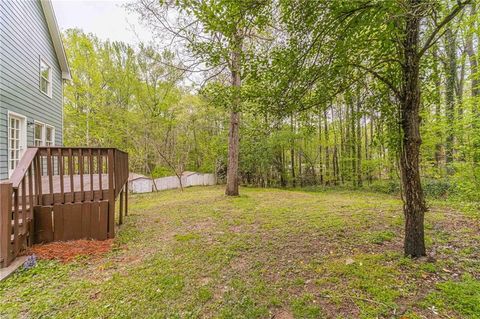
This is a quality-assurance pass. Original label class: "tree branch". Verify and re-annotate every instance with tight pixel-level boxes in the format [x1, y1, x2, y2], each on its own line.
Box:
[418, 0, 472, 58]
[350, 63, 401, 100]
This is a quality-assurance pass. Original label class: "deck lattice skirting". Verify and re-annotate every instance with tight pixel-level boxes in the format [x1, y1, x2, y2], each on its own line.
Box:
[0, 147, 129, 269]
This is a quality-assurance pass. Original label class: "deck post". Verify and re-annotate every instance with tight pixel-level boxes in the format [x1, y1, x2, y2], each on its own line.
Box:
[0, 183, 13, 268]
[124, 182, 128, 216]
[107, 149, 115, 238]
[119, 186, 124, 225]
[125, 154, 128, 216]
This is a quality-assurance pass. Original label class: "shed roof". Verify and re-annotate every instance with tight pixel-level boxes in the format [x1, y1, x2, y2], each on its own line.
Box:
[182, 171, 197, 176]
[129, 173, 150, 181]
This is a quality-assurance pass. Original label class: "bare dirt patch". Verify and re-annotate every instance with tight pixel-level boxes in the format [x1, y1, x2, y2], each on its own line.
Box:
[272, 309, 294, 319]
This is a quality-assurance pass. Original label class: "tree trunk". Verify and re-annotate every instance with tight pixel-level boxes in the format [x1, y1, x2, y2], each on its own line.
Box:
[432, 46, 444, 172]
[356, 98, 362, 187]
[338, 105, 345, 184]
[318, 106, 324, 185]
[299, 150, 303, 187]
[457, 50, 466, 160]
[364, 115, 368, 181]
[225, 34, 242, 196]
[331, 107, 339, 185]
[278, 147, 287, 187]
[290, 114, 296, 187]
[465, 3, 479, 164]
[371, 113, 375, 182]
[225, 110, 240, 195]
[323, 108, 330, 185]
[444, 27, 456, 166]
[367, 113, 373, 183]
[465, 3, 479, 103]
[400, 1, 427, 257]
[333, 146, 339, 185]
[349, 99, 356, 186]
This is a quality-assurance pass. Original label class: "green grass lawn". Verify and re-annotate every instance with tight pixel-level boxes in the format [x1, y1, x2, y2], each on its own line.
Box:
[1, 186, 479, 318]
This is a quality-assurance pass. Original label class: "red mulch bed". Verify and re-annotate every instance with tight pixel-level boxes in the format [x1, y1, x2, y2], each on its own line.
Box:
[27, 239, 114, 263]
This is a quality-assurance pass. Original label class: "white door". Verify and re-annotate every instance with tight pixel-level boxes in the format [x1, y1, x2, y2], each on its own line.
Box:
[8, 113, 26, 176]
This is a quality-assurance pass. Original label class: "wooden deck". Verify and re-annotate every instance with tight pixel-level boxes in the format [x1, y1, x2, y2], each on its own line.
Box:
[15, 174, 111, 205]
[39, 174, 109, 194]
[1, 147, 129, 268]
[17, 174, 109, 196]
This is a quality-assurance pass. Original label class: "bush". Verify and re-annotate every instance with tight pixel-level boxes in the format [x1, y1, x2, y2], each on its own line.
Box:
[449, 163, 480, 202]
[422, 179, 452, 199]
[367, 178, 455, 200]
[151, 166, 173, 178]
[367, 180, 401, 195]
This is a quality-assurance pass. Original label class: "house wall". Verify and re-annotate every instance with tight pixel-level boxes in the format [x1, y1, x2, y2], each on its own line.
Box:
[0, 0, 63, 180]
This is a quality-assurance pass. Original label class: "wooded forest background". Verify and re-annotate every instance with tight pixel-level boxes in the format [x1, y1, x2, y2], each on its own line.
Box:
[62, 1, 479, 202]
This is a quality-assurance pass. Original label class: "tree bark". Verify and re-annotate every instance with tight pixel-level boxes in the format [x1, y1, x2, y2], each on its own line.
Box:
[333, 146, 339, 185]
[331, 107, 339, 185]
[338, 105, 345, 184]
[318, 106, 324, 185]
[225, 34, 242, 196]
[298, 149, 303, 187]
[323, 108, 330, 185]
[399, 0, 469, 256]
[465, 3, 479, 164]
[365, 113, 372, 183]
[349, 99, 356, 186]
[277, 147, 287, 187]
[457, 49, 466, 159]
[444, 27, 457, 166]
[432, 46, 444, 172]
[400, 0, 427, 257]
[225, 110, 240, 195]
[465, 3, 479, 102]
[356, 97, 362, 187]
[290, 114, 296, 187]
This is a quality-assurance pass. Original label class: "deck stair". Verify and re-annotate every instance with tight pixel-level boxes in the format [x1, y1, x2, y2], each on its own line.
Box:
[0, 147, 129, 268]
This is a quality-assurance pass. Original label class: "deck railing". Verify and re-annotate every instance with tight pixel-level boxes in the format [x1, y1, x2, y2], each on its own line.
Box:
[0, 147, 128, 268]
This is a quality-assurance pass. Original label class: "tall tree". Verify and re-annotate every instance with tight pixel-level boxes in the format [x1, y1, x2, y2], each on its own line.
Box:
[266, 0, 472, 257]
[130, 0, 271, 196]
[367, 0, 471, 257]
[444, 27, 457, 166]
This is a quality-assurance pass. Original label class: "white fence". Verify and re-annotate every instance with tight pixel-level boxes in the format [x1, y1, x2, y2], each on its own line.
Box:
[129, 173, 216, 194]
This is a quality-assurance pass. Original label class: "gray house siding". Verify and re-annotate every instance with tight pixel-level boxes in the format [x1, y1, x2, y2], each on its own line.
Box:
[0, 0, 63, 180]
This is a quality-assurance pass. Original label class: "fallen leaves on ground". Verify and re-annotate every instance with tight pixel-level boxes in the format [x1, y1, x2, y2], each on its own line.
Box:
[27, 239, 114, 263]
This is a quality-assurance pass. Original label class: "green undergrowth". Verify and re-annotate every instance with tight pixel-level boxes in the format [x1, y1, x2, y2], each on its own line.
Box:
[1, 186, 479, 318]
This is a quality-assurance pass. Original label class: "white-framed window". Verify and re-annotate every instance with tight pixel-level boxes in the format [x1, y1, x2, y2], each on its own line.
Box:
[45, 125, 55, 146]
[34, 121, 45, 146]
[39, 58, 52, 97]
[33, 121, 55, 146]
[8, 111, 27, 176]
